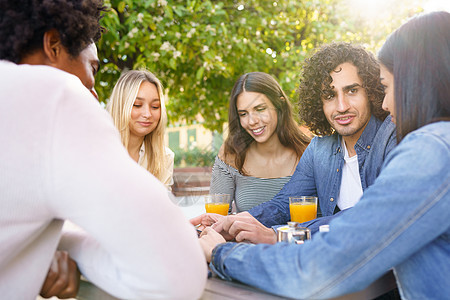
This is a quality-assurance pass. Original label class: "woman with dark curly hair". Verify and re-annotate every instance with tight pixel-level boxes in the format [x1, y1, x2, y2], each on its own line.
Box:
[0, 1, 207, 299]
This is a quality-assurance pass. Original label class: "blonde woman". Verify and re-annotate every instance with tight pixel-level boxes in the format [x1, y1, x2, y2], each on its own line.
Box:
[108, 70, 174, 189]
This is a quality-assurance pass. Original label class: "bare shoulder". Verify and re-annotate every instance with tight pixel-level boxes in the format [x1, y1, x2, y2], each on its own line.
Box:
[218, 144, 237, 169]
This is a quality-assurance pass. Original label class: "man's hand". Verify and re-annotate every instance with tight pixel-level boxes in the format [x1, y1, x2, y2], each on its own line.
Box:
[213, 212, 277, 244]
[40, 250, 80, 299]
[199, 227, 226, 262]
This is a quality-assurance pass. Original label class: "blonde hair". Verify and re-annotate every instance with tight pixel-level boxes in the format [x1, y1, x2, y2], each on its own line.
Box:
[108, 69, 168, 182]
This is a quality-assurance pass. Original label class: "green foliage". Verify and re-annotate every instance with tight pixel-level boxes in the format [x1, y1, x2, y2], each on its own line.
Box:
[96, 0, 420, 132]
[173, 147, 217, 168]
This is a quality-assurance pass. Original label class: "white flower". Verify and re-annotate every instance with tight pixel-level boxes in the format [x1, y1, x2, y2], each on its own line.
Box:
[202, 62, 212, 71]
[173, 50, 181, 59]
[158, 0, 167, 7]
[160, 41, 173, 51]
[215, 56, 222, 62]
[186, 28, 196, 38]
[149, 33, 156, 40]
[137, 13, 144, 22]
[127, 27, 138, 38]
[175, 32, 181, 39]
[201, 45, 209, 53]
[240, 18, 246, 25]
[151, 52, 160, 61]
[124, 42, 130, 48]
[205, 25, 216, 33]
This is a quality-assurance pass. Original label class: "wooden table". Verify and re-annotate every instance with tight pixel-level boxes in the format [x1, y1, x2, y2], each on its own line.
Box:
[78, 270, 396, 300]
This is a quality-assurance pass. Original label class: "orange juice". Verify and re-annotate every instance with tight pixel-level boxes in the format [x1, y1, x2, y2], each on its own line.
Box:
[289, 203, 317, 223]
[205, 203, 230, 215]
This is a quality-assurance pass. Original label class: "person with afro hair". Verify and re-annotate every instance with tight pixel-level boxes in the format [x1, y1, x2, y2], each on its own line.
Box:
[0, 1, 207, 299]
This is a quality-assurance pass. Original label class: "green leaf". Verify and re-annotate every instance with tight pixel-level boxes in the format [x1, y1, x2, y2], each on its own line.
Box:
[118, 1, 126, 13]
[196, 67, 205, 80]
[169, 58, 177, 70]
[165, 5, 174, 19]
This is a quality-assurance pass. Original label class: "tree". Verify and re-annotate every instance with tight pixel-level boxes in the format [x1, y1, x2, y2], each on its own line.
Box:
[96, 0, 421, 131]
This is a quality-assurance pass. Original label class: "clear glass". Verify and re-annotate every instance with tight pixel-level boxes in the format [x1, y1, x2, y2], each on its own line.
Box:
[204, 194, 231, 215]
[289, 196, 318, 223]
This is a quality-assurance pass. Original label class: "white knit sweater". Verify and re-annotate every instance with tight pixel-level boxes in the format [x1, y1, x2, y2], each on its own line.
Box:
[0, 61, 206, 299]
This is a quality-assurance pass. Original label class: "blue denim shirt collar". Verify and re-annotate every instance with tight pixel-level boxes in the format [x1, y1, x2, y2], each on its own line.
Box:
[335, 115, 382, 156]
[249, 114, 396, 224]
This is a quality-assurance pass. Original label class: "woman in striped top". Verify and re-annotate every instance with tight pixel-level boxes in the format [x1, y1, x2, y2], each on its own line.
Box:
[210, 72, 310, 212]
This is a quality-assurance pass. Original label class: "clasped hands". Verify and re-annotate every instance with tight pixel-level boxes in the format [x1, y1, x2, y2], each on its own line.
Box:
[40, 250, 80, 299]
[190, 212, 277, 262]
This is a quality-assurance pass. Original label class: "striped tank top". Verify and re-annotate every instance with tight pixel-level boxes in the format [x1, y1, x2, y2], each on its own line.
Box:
[210, 156, 291, 213]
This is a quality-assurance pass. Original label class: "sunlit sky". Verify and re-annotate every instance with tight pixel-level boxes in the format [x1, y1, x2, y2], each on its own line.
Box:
[421, 0, 450, 11]
[345, 0, 449, 21]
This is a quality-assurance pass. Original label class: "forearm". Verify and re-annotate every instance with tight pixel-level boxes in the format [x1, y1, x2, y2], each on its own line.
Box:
[211, 134, 450, 299]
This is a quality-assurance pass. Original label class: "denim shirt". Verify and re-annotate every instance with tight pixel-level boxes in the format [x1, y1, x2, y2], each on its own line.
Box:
[249, 115, 397, 226]
[210, 121, 450, 299]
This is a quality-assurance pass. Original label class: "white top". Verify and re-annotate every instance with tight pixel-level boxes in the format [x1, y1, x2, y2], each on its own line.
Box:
[0, 61, 206, 299]
[139, 144, 175, 190]
[337, 140, 364, 210]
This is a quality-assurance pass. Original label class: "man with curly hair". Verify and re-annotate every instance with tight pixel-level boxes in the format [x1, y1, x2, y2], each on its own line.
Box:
[195, 42, 397, 245]
[0, 0, 206, 299]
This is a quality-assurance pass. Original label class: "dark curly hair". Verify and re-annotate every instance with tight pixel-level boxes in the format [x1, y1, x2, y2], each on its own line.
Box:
[225, 72, 310, 175]
[298, 42, 388, 136]
[0, 0, 107, 63]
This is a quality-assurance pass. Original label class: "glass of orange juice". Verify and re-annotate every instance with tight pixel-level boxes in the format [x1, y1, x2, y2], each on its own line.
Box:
[289, 196, 318, 223]
[204, 194, 230, 216]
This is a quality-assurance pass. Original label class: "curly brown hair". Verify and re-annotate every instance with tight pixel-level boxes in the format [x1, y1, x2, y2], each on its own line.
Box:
[298, 42, 387, 136]
[0, 0, 107, 63]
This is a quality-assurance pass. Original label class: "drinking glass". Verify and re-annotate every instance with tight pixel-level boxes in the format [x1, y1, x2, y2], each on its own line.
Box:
[204, 194, 230, 216]
[289, 196, 318, 223]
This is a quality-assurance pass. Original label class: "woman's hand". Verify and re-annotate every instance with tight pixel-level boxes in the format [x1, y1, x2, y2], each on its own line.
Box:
[190, 213, 235, 240]
[190, 213, 224, 231]
[199, 227, 226, 262]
